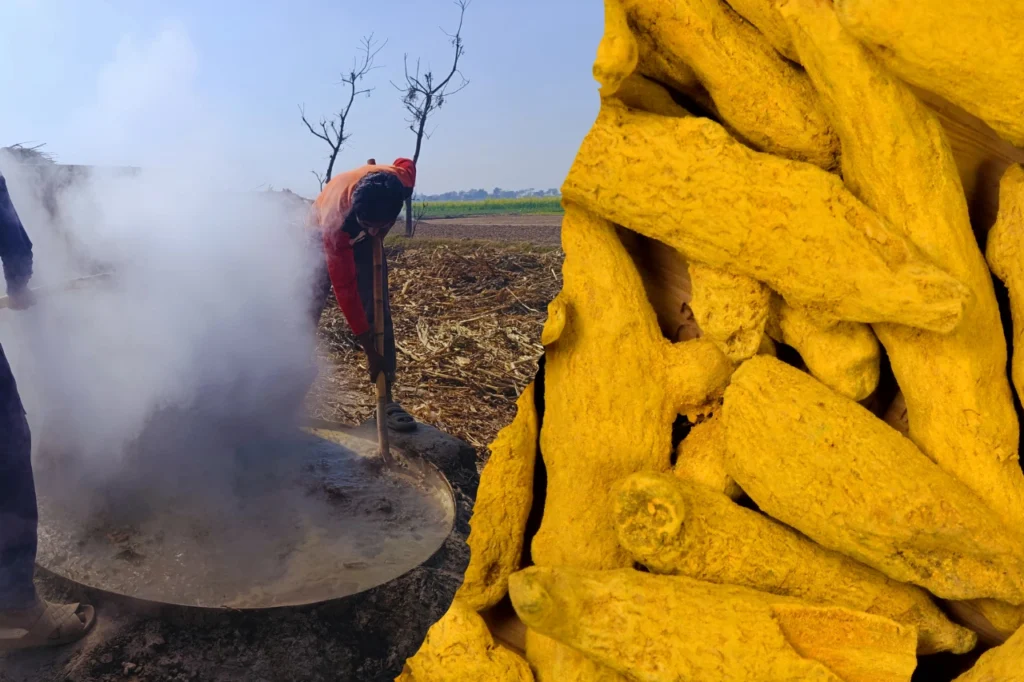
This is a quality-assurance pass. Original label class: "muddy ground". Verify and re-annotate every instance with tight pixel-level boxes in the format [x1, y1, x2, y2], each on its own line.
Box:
[410, 215, 562, 245]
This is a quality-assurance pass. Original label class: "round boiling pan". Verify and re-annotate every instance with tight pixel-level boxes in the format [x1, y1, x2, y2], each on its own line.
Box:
[34, 418, 457, 612]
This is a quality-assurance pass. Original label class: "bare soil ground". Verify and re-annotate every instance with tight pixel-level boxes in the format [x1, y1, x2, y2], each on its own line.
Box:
[410, 214, 562, 245]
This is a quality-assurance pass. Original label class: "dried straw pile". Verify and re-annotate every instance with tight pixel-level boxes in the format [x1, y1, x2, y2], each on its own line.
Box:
[311, 240, 562, 452]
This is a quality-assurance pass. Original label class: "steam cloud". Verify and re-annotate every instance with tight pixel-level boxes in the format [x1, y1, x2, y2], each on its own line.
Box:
[0, 24, 323, 500]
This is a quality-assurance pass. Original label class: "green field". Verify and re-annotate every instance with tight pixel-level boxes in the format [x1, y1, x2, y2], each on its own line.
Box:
[408, 196, 563, 219]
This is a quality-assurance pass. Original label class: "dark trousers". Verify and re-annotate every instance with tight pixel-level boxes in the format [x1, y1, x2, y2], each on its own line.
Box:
[0, 343, 37, 610]
[311, 236, 397, 384]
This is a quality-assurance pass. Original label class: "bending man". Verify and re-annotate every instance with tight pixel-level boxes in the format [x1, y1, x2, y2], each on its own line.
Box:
[0, 172, 95, 650]
[309, 158, 417, 432]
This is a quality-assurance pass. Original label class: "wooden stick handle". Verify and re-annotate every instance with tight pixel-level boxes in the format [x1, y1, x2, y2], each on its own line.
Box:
[372, 236, 394, 469]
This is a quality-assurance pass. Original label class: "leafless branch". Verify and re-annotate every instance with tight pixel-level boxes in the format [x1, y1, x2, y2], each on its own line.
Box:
[301, 34, 387, 186]
[393, 1, 471, 236]
[392, 0, 471, 165]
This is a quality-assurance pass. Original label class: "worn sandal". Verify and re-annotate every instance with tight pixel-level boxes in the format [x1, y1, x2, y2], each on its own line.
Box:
[0, 600, 96, 651]
[385, 402, 417, 432]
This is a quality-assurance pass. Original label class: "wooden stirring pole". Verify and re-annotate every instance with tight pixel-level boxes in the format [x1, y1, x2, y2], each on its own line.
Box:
[372, 235, 396, 469]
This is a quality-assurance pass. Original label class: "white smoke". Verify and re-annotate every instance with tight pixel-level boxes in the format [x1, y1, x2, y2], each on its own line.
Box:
[0, 24, 322, 488]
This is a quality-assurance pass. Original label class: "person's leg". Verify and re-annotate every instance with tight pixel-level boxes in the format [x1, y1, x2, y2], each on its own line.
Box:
[0, 343, 38, 611]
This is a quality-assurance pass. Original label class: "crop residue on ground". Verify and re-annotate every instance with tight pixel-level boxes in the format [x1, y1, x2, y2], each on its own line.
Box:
[308, 239, 563, 453]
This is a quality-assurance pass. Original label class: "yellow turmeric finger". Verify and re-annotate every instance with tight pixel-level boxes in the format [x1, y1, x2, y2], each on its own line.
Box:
[611, 74, 691, 118]
[614, 471, 976, 654]
[770, 605, 918, 682]
[528, 204, 732, 682]
[457, 383, 538, 611]
[954, 623, 1024, 682]
[398, 599, 534, 682]
[524, 629, 629, 682]
[593, 0, 693, 118]
[986, 164, 1024, 406]
[619, 0, 838, 168]
[531, 204, 732, 573]
[673, 412, 741, 499]
[766, 296, 880, 401]
[510, 567, 917, 682]
[562, 102, 971, 333]
[834, 0, 1024, 148]
[593, 0, 638, 97]
[688, 262, 771, 362]
[595, 0, 703, 100]
[781, 0, 1024, 532]
[949, 599, 1024, 645]
[974, 601, 1024, 642]
[722, 356, 1024, 604]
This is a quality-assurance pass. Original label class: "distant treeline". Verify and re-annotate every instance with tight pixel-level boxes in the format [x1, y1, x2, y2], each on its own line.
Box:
[412, 187, 560, 202]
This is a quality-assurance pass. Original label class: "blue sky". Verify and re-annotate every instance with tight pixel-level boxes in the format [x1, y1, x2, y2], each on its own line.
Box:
[0, 0, 603, 197]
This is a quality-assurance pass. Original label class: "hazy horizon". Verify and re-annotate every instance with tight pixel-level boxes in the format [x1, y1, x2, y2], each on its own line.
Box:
[1, 0, 603, 197]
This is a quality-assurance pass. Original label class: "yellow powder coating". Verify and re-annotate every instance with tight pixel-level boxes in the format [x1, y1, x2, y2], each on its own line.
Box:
[561, 102, 971, 334]
[672, 412, 742, 500]
[986, 164, 1024, 405]
[781, 0, 1024, 531]
[722, 356, 1024, 604]
[456, 383, 537, 612]
[771, 604, 918, 682]
[766, 296, 880, 401]
[510, 566, 919, 682]
[613, 471, 976, 654]
[834, 0, 1024, 148]
[724, 0, 798, 62]
[396, 599, 534, 682]
[528, 204, 732, 682]
[618, 0, 838, 169]
[688, 262, 771, 362]
[954, 624, 1024, 682]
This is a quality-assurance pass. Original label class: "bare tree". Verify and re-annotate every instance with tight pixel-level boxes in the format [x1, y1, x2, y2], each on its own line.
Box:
[301, 35, 386, 190]
[394, 0, 470, 236]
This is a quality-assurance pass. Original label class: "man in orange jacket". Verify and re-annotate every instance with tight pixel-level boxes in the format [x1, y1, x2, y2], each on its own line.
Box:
[309, 158, 417, 432]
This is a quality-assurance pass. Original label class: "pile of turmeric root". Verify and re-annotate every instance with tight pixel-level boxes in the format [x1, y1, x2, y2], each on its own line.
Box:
[399, 0, 1024, 680]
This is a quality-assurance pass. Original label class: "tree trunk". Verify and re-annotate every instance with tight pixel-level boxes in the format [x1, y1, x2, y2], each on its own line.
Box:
[404, 197, 414, 237]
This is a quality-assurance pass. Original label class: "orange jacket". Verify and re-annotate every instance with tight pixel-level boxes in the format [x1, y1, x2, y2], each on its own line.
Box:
[312, 159, 415, 233]
[310, 159, 415, 336]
